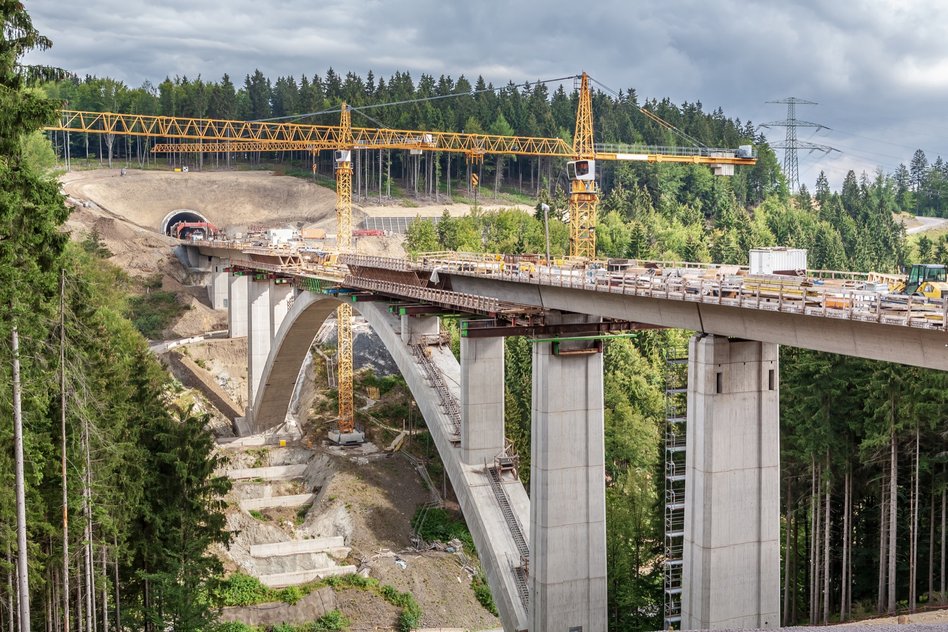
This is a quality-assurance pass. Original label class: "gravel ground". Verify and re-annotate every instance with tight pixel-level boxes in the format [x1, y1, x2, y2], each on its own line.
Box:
[717, 627, 948, 632]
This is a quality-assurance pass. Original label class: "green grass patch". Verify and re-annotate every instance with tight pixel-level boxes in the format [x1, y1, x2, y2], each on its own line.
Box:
[128, 289, 187, 339]
[471, 572, 497, 615]
[214, 573, 419, 630]
[248, 509, 268, 521]
[411, 506, 474, 553]
[215, 610, 351, 631]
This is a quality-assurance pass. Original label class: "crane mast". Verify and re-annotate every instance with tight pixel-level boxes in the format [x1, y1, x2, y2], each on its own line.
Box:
[331, 103, 359, 443]
[569, 72, 598, 258]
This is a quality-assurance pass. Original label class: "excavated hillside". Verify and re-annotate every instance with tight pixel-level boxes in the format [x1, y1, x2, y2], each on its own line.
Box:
[61, 167, 501, 631]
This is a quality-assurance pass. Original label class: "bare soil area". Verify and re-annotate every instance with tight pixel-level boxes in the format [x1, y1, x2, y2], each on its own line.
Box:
[61, 168, 337, 234]
[832, 607, 948, 626]
[61, 167, 501, 630]
[360, 200, 531, 218]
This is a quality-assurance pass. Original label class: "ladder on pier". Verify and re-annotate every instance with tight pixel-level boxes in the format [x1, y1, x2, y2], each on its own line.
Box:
[663, 347, 689, 630]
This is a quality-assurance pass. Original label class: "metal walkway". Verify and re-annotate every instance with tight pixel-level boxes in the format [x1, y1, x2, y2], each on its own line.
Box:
[411, 343, 461, 440]
[487, 465, 530, 610]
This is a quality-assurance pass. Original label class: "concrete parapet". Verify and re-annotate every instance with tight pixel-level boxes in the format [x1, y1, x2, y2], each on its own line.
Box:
[682, 334, 780, 630]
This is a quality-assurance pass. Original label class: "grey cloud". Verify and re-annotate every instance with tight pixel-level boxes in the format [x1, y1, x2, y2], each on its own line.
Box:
[24, 0, 948, 188]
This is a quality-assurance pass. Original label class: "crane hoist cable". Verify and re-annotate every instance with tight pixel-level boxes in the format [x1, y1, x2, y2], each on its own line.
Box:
[588, 75, 709, 150]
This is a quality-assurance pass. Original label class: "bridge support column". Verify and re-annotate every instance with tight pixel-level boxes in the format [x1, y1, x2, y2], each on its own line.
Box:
[246, 277, 273, 429]
[460, 336, 505, 466]
[208, 258, 229, 311]
[270, 282, 294, 338]
[400, 314, 439, 345]
[530, 337, 607, 632]
[227, 273, 248, 338]
[682, 334, 780, 630]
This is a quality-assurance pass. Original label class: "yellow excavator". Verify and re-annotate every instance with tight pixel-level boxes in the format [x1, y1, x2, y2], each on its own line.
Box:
[894, 264, 948, 298]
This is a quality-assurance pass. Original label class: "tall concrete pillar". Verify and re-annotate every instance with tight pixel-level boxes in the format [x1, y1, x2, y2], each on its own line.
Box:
[208, 259, 229, 311]
[247, 277, 272, 420]
[530, 339, 607, 632]
[227, 273, 248, 338]
[460, 336, 505, 466]
[682, 335, 780, 630]
[270, 281, 294, 338]
[400, 314, 439, 345]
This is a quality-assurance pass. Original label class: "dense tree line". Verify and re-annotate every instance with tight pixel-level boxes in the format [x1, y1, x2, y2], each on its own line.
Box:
[1, 5, 230, 631]
[406, 159, 940, 629]
[31, 18, 948, 632]
[43, 68, 784, 209]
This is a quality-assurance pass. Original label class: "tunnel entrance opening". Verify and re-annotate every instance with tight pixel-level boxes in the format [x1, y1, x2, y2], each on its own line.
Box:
[160, 209, 216, 240]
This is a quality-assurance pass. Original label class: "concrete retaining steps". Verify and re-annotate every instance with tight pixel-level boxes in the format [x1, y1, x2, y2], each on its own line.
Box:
[240, 493, 315, 512]
[259, 565, 359, 589]
[250, 536, 350, 559]
[228, 464, 309, 481]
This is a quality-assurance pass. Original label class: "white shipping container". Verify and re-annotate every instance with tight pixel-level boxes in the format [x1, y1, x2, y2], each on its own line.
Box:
[749, 247, 807, 275]
[267, 228, 297, 245]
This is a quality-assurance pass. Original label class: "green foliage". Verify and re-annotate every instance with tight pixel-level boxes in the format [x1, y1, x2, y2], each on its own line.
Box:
[249, 509, 268, 521]
[214, 623, 260, 632]
[309, 610, 351, 631]
[405, 216, 439, 253]
[215, 572, 274, 606]
[81, 228, 114, 258]
[128, 288, 187, 338]
[472, 572, 497, 616]
[411, 506, 474, 552]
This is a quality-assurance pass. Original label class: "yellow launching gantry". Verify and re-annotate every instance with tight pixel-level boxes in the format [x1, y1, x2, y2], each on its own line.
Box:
[47, 72, 756, 442]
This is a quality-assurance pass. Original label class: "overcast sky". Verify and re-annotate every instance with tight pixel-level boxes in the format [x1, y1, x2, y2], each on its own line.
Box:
[24, 0, 948, 190]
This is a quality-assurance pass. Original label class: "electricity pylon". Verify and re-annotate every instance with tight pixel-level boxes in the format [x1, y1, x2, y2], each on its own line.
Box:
[761, 97, 838, 194]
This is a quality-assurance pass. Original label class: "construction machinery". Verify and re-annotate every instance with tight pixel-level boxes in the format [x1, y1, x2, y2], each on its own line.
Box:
[45, 71, 758, 446]
[896, 264, 948, 298]
[170, 220, 220, 241]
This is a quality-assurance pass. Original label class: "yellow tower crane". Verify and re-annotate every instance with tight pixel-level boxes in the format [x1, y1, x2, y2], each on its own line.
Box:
[569, 72, 598, 258]
[46, 72, 757, 442]
[331, 103, 358, 443]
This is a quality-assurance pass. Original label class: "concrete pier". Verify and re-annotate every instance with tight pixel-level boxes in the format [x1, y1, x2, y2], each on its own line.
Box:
[400, 314, 440, 344]
[460, 336, 506, 466]
[227, 273, 248, 338]
[530, 337, 607, 632]
[208, 259, 229, 310]
[247, 278, 273, 416]
[682, 334, 780, 630]
[270, 282, 294, 338]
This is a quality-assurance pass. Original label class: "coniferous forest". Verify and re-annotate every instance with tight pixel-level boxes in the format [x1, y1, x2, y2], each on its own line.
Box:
[6, 2, 948, 630]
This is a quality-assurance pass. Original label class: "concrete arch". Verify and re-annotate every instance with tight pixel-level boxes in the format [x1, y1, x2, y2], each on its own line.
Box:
[249, 291, 529, 630]
[250, 291, 343, 433]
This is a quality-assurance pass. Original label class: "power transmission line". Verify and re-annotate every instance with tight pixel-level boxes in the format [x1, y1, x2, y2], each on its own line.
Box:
[761, 97, 838, 193]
